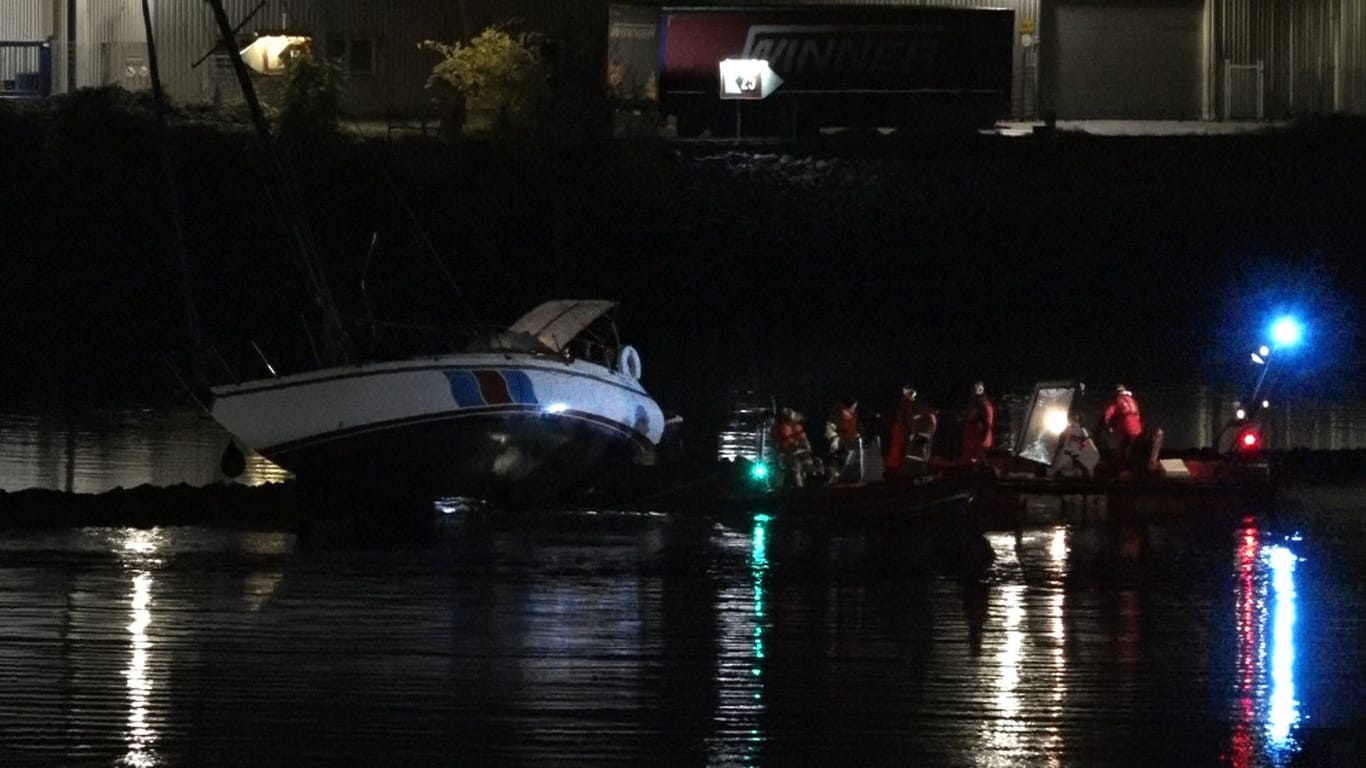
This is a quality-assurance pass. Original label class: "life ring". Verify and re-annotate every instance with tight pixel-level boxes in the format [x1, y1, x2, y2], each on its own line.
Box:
[618, 344, 642, 380]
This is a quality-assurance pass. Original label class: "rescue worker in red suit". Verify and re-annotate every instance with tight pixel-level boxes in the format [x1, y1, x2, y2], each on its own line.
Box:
[959, 380, 994, 464]
[1103, 384, 1143, 476]
[770, 407, 812, 488]
[884, 386, 913, 476]
[825, 397, 860, 483]
[886, 385, 938, 477]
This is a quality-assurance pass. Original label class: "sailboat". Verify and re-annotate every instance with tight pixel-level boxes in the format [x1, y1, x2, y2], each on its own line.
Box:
[208, 299, 666, 502]
[148, 3, 666, 503]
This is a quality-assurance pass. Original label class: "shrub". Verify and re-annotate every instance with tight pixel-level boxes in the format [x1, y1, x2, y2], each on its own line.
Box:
[420, 27, 546, 136]
[277, 50, 348, 139]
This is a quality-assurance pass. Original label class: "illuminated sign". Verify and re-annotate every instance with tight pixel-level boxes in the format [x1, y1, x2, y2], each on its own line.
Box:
[239, 34, 311, 75]
[718, 58, 783, 100]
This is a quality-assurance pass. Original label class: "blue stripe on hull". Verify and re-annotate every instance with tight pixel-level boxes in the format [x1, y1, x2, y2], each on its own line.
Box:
[502, 369, 537, 404]
[445, 370, 484, 407]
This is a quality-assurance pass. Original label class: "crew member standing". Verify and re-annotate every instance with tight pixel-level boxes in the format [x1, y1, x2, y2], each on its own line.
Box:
[959, 380, 994, 464]
[885, 386, 915, 476]
[771, 407, 812, 488]
[825, 396, 861, 483]
[1103, 384, 1144, 476]
[887, 385, 938, 477]
[906, 390, 939, 473]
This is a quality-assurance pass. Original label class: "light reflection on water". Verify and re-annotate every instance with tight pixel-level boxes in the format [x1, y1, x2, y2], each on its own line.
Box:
[120, 529, 164, 768]
[707, 512, 770, 766]
[1044, 528, 1068, 768]
[1231, 521, 1304, 767]
[1266, 544, 1299, 748]
[0, 408, 288, 493]
[0, 498, 1355, 765]
[973, 529, 1071, 768]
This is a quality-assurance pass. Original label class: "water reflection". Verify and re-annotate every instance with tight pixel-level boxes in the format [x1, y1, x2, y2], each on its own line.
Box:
[1230, 522, 1302, 767]
[0, 498, 1351, 766]
[0, 408, 288, 493]
[707, 512, 770, 765]
[984, 583, 1026, 751]
[1044, 528, 1068, 767]
[1265, 543, 1300, 756]
[1232, 522, 1260, 768]
[748, 512, 770, 763]
[118, 528, 164, 768]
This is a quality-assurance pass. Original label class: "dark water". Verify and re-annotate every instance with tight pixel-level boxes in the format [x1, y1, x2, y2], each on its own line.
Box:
[1, 412, 1363, 766]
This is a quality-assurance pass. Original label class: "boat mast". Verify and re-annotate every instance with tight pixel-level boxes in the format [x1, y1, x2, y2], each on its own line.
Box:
[204, 0, 354, 367]
[140, 0, 202, 362]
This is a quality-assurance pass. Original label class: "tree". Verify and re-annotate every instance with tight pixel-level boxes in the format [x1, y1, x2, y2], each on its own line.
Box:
[277, 50, 348, 139]
[420, 27, 546, 137]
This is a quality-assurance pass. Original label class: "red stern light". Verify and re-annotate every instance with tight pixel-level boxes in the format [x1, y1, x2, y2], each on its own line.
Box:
[1239, 430, 1259, 449]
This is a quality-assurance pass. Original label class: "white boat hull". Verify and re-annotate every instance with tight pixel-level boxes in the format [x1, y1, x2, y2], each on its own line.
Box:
[209, 352, 665, 501]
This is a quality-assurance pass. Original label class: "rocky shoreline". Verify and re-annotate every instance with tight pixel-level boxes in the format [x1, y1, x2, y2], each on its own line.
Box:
[0, 481, 301, 530]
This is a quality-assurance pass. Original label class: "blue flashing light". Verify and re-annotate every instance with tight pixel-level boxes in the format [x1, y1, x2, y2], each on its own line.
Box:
[1271, 316, 1303, 348]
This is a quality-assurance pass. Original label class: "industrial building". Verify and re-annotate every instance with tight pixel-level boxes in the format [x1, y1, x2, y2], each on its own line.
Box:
[3, 1, 1365, 123]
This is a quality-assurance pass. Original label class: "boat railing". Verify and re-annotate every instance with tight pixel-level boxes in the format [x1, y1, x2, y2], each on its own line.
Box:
[362, 321, 518, 360]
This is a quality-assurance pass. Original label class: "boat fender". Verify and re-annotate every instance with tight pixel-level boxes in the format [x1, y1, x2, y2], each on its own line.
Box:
[618, 345, 642, 380]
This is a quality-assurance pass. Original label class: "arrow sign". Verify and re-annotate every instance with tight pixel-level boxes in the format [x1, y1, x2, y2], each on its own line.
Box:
[719, 59, 783, 100]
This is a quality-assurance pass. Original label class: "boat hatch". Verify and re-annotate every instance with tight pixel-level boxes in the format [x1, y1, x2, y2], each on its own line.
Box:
[508, 300, 617, 354]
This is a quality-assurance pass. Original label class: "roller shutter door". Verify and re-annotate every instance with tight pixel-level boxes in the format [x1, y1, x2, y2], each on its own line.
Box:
[1052, 0, 1203, 119]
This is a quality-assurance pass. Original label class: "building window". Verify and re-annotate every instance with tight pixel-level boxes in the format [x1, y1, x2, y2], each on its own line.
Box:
[325, 37, 375, 75]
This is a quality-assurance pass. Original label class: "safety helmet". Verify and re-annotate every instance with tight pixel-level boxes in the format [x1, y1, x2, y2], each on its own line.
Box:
[781, 407, 795, 420]
[902, 384, 917, 398]
[1115, 384, 1132, 396]
[972, 381, 985, 396]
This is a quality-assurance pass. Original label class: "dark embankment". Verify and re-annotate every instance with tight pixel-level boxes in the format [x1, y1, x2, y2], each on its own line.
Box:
[0, 482, 299, 529]
[3, 89, 1365, 441]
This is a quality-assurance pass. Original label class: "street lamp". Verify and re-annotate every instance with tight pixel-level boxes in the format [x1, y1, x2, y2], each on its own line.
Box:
[1230, 315, 1304, 456]
[1271, 316, 1302, 348]
[1250, 316, 1303, 405]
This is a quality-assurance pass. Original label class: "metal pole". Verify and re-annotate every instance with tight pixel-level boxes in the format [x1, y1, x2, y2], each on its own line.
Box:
[204, 0, 272, 146]
[203, 0, 354, 367]
[1250, 352, 1272, 405]
[66, 0, 75, 91]
[141, 0, 203, 357]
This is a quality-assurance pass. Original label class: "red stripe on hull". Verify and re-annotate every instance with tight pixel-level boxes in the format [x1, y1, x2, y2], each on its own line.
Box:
[474, 369, 512, 405]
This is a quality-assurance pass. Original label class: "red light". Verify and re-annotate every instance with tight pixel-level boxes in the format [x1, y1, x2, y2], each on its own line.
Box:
[1240, 431, 1259, 448]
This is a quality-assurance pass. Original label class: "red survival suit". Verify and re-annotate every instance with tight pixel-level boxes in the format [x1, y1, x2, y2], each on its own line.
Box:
[1103, 387, 1143, 471]
[886, 390, 937, 475]
[771, 411, 812, 487]
[826, 400, 860, 481]
[960, 390, 995, 464]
